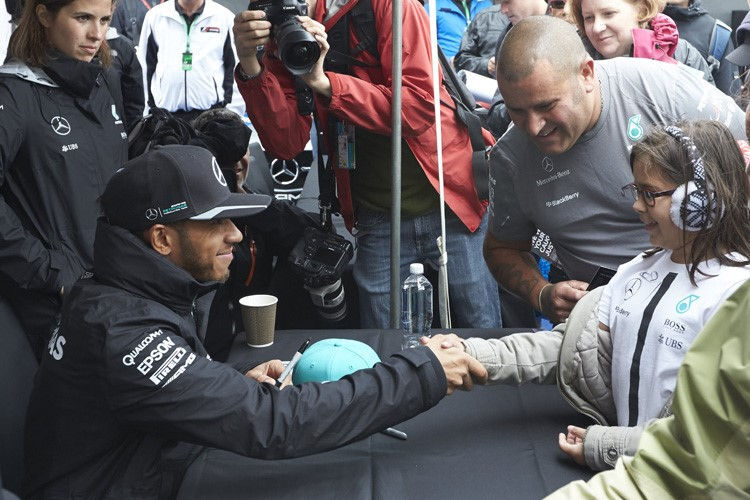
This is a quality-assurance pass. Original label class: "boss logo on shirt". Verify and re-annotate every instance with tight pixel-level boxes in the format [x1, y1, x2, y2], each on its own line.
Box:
[201, 26, 221, 33]
[663, 318, 686, 334]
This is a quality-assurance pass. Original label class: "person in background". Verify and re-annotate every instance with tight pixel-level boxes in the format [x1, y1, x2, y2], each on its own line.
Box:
[550, 0, 567, 18]
[725, 10, 750, 87]
[0, 0, 128, 358]
[106, 26, 144, 132]
[454, 1, 511, 77]
[480, 0, 550, 137]
[110, 0, 161, 45]
[567, 0, 714, 83]
[485, 16, 745, 323]
[425, 0, 493, 60]
[234, 0, 502, 330]
[663, 0, 738, 95]
[189, 108, 327, 358]
[430, 119, 750, 470]
[0, 0, 10, 63]
[137, 0, 245, 120]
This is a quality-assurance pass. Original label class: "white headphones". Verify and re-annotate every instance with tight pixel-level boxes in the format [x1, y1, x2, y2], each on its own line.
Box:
[663, 125, 722, 232]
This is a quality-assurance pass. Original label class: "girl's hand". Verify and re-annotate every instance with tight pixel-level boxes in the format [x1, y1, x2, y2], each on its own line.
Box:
[558, 425, 586, 466]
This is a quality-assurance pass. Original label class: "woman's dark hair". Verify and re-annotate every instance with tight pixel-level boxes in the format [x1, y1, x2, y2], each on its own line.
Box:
[9, 0, 112, 67]
[630, 120, 750, 284]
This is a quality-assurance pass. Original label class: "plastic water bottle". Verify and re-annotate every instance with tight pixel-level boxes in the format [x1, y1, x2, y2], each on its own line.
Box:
[401, 263, 433, 349]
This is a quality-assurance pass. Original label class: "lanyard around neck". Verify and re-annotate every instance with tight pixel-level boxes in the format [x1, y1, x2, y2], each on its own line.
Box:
[459, 0, 470, 24]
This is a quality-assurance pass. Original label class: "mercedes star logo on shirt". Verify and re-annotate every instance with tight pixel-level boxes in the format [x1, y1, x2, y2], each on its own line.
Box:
[50, 116, 71, 136]
[542, 156, 554, 173]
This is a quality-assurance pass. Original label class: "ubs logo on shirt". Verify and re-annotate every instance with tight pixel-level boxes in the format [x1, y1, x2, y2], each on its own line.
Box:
[201, 26, 221, 33]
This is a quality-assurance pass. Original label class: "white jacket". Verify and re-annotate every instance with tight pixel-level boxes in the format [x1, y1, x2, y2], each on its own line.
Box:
[137, 0, 245, 116]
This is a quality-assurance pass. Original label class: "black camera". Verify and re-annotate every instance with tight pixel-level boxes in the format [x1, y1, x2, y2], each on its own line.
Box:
[248, 0, 320, 75]
[289, 227, 354, 322]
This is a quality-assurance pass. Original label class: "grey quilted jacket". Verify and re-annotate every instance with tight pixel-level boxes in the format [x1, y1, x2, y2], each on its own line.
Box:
[463, 288, 671, 471]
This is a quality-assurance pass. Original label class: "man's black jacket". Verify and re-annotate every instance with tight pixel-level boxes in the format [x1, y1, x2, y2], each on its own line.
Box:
[24, 221, 447, 499]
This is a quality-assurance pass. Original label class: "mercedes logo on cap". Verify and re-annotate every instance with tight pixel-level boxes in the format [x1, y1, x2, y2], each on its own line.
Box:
[50, 116, 71, 136]
[145, 208, 160, 221]
[212, 157, 227, 187]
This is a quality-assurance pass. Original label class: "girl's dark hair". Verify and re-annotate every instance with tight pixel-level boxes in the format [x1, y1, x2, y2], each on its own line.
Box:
[630, 120, 750, 284]
[9, 0, 112, 67]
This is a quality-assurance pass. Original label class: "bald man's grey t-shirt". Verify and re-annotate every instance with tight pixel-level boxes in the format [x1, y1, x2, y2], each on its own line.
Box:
[489, 57, 745, 281]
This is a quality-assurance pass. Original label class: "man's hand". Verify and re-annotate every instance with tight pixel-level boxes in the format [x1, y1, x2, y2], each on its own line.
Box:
[296, 16, 332, 97]
[558, 425, 586, 466]
[487, 56, 496, 77]
[245, 359, 286, 385]
[233, 10, 272, 77]
[539, 280, 588, 323]
[419, 333, 465, 351]
[421, 336, 487, 394]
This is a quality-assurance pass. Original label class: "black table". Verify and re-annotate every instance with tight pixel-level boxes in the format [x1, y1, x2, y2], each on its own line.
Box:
[178, 329, 594, 499]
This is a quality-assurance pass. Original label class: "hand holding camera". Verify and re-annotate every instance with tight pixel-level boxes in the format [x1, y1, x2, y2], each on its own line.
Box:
[234, 0, 329, 90]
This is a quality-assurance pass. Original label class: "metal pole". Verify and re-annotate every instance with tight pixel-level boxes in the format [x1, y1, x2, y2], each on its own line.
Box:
[389, 0, 403, 329]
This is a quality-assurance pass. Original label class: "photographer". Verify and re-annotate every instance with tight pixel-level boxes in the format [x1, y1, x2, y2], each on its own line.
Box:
[233, 0, 501, 329]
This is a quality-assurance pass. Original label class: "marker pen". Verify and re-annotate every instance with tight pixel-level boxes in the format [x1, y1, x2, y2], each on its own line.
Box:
[275, 338, 311, 388]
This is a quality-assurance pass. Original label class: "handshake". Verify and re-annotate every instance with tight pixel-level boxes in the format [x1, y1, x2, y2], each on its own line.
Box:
[419, 334, 486, 394]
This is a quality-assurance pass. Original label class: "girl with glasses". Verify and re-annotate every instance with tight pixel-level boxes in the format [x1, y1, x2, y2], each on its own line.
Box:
[424, 119, 750, 471]
[566, 0, 714, 83]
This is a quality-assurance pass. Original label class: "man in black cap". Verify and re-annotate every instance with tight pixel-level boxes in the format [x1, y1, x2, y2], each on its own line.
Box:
[22, 145, 486, 499]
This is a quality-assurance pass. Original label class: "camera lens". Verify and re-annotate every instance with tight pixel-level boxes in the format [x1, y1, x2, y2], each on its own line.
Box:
[306, 279, 347, 322]
[275, 18, 320, 75]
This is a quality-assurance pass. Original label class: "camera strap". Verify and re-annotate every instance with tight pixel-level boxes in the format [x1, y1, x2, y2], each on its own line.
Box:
[316, 118, 338, 231]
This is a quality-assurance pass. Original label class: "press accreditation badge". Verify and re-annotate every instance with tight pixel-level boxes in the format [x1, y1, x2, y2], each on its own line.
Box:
[336, 122, 356, 170]
[182, 51, 193, 71]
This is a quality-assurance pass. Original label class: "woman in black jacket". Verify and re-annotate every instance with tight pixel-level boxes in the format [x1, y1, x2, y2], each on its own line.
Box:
[0, 0, 128, 359]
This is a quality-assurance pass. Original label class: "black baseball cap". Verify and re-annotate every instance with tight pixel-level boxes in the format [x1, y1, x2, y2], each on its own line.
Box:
[102, 145, 271, 232]
[726, 11, 750, 66]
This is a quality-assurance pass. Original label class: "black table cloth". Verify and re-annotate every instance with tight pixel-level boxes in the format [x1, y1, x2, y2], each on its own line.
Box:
[177, 329, 595, 499]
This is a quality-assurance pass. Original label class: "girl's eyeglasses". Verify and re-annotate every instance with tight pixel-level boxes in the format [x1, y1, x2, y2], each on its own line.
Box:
[621, 183, 676, 206]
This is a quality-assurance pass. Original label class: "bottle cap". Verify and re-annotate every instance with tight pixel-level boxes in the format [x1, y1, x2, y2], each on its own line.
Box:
[409, 263, 424, 275]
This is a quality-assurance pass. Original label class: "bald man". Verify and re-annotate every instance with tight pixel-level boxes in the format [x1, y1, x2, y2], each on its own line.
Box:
[484, 16, 745, 323]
